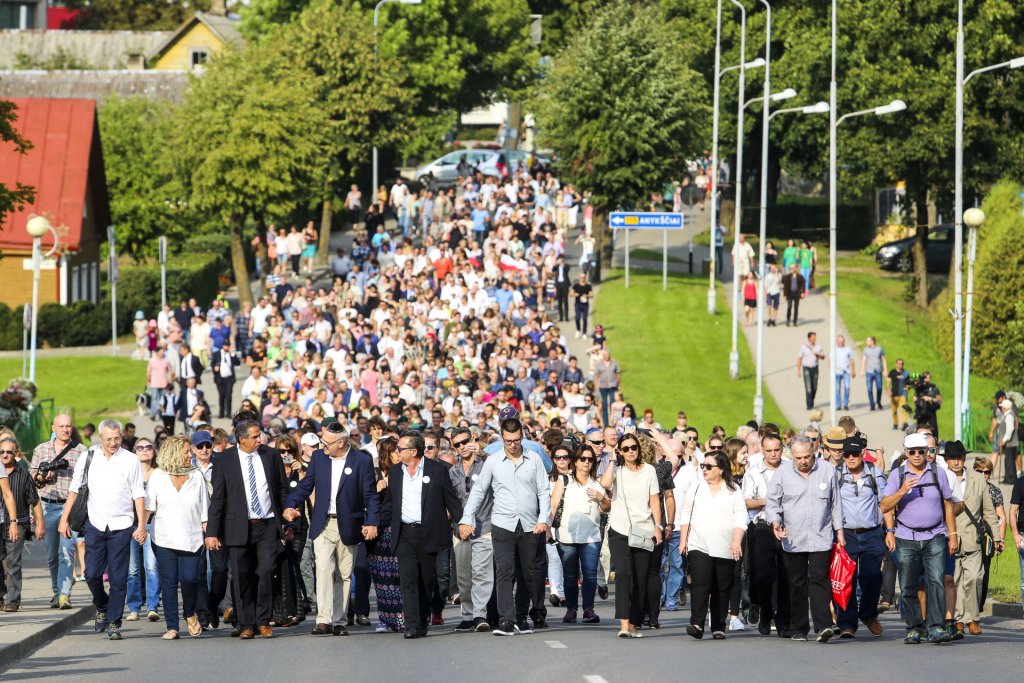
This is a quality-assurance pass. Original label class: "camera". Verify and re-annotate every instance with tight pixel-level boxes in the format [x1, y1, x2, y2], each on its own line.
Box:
[908, 373, 928, 393]
[38, 459, 70, 475]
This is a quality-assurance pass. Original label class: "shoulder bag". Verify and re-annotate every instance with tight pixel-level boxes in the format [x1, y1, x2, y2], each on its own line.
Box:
[551, 474, 569, 529]
[618, 467, 655, 552]
[67, 448, 95, 533]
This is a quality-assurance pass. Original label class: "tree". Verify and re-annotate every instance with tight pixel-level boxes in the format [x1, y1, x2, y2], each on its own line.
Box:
[0, 98, 34, 232]
[532, 0, 709, 267]
[66, 0, 211, 30]
[168, 46, 327, 307]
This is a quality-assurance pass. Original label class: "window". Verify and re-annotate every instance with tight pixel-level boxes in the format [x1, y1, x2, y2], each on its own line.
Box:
[189, 48, 210, 70]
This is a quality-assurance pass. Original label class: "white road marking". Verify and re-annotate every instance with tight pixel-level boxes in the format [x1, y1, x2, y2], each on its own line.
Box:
[584, 676, 609, 683]
[545, 640, 568, 649]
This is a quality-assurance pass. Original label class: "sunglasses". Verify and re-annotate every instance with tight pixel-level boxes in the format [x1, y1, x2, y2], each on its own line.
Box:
[577, 457, 595, 463]
[0, 449, 16, 456]
[553, 455, 570, 461]
[708, 443, 723, 450]
[842, 452, 861, 458]
[905, 448, 927, 455]
[976, 469, 992, 475]
[194, 443, 213, 450]
[452, 439, 471, 448]
[620, 444, 639, 452]
[700, 463, 719, 471]
[588, 440, 603, 445]
[136, 445, 154, 451]
[279, 448, 295, 454]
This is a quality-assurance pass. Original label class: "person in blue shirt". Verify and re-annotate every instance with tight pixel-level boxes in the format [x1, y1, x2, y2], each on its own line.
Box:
[494, 281, 515, 315]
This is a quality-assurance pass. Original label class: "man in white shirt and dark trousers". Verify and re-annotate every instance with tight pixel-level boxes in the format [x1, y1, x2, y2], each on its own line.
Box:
[58, 420, 147, 640]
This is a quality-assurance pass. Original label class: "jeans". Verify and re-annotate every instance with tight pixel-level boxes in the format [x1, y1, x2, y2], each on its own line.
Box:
[147, 387, 165, 419]
[802, 366, 819, 410]
[546, 542, 564, 598]
[800, 267, 812, 292]
[835, 528, 884, 631]
[865, 371, 883, 409]
[127, 523, 160, 613]
[42, 500, 77, 597]
[559, 541, 600, 610]
[152, 543, 201, 632]
[574, 302, 589, 336]
[895, 535, 947, 631]
[599, 387, 616, 428]
[662, 530, 685, 608]
[398, 207, 410, 237]
[84, 521, 133, 625]
[835, 371, 851, 409]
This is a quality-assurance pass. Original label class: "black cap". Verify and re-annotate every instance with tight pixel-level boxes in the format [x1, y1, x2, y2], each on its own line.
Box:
[841, 437, 864, 455]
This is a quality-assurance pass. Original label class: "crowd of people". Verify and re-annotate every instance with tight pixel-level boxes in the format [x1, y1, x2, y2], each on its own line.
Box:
[2, 164, 1023, 650]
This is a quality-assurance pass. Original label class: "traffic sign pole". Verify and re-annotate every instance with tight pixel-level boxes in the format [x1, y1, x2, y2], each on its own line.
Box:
[625, 228, 630, 289]
[663, 229, 668, 291]
[108, 226, 118, 355]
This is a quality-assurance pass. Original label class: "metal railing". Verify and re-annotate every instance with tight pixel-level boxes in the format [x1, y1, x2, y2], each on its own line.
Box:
[13, 398, 57, 457]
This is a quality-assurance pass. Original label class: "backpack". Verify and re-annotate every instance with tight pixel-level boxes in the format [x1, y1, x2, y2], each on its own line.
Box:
[894, 464, 944, 533]
[839, 462, 880, 497]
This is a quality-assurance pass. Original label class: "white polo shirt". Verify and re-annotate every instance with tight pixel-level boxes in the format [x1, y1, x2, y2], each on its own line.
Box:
[69, 446, 146, 532]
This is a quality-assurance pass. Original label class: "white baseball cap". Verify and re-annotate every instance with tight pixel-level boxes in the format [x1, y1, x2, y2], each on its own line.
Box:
[903, 433, 929, 449]
[300, 432, 320, 447]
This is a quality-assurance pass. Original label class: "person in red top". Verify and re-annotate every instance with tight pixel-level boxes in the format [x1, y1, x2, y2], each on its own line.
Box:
[434, 251, 453, 281]
[742, 273, 758, 326]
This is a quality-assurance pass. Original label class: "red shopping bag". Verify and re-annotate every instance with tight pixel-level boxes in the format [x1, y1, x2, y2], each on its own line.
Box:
[830, 543, 855, 610]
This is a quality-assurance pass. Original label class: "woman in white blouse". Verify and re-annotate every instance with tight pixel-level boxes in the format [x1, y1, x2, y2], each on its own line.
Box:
[550, 443, 609, 625]
[679, 449, 747, 641]
[145, 435, 210, 640]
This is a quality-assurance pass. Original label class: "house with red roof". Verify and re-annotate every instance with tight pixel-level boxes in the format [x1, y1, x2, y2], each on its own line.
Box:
[0, 97, 109, 308]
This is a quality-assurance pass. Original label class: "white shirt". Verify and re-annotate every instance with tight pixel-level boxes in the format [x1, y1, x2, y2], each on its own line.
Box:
[608, 464, 659, 536]
[219, 354, 234, 378]
[835, 345, 853, 374]
[554, 476, 605, 544]
[146, 469, 209, 552]
[327, 454, 347, 515]
[683, 481, 748, 559]
[400, 459, 425, 524]
[742, 462, 782, 523]
[69, 446, 146, 532]
[239, 449, 274, 519]
[672, 462, 699, 527]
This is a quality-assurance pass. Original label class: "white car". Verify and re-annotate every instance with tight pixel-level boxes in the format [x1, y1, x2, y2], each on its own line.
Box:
[415, 150, 493, 187]
[476, 150, 552, 179]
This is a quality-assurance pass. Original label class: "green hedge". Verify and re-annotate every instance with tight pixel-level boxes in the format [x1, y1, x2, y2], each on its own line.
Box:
[0, 304, 27, 350]
[741, 197, 874, 249]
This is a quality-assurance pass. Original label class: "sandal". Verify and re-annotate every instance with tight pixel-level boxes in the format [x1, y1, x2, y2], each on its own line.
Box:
[162, 630, 179, 640]
[186, 614, 202, 637]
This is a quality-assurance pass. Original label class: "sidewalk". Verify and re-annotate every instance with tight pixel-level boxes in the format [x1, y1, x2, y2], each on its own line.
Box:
[0, 540, 95, 671]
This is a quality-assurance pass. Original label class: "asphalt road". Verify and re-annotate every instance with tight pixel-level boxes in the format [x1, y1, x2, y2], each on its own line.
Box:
[7, 598, 1024, 682]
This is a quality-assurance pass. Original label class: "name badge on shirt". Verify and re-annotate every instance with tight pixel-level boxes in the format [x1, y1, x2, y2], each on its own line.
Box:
[471, 474, 479, 481]
[423, 476, 431, 484]
[818, 482, 827, 491]
[344, 467, 352, 475]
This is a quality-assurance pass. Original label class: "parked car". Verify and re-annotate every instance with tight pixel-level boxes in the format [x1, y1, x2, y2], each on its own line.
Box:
[476, 150, 552, 179]
[415, 149, 493, 187]
[874, 224, 959, 273]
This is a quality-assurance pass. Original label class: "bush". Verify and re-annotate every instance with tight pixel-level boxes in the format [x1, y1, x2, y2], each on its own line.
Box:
[110, 250, 226, 329]
[0, 304, 27, 351]
[740, 196, 873, 249]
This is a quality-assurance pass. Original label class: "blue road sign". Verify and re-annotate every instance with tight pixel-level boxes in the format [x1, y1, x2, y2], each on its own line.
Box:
[610, 212, 684, 229]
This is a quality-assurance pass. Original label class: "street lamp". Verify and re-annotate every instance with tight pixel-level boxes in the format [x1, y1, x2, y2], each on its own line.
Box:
[372, 0, 423, 195]
[727, 0, 749, 381]
[25, 214, 60, 383]
[952, 0, 1024, 440]
[961, 206, 985, 437]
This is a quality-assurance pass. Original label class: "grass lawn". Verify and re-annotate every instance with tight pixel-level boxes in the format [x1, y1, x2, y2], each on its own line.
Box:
[593, 268, 788, 435]
[989, 524, 1023, 603]
[630, 248, 684, 264]
[0, 357, 144, 422]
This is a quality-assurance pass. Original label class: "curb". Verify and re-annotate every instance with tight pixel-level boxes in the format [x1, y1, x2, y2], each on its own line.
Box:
[0, 605, 96, 671]
[989, 601, 1023, 619]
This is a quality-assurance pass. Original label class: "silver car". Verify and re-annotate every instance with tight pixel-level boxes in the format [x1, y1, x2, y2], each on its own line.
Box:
[476, 150, 551, 179]
[415, 149, 493, 186]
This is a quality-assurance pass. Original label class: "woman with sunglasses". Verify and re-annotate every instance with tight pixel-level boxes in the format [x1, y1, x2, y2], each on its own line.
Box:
[366, 436, 405, 633]
[972, 456, 1007, 608]
[543, 440, 575, 607]
[551, 443, 608, 624]
[272, 434, 307, 626]
[600, 433, 662, 638]
[722, 437, 749, 630]
[126, 438, 161, 622]
[680, 450, 746, 640]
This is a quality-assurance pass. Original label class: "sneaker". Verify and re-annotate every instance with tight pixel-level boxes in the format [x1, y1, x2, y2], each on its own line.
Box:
[454, 620, 475, 632]
[515, 621, 534, 635]
[95, 611, 108, 633]
[712, 631, 726, 640]
[687, 624, 704, 640]
[791, 633, 808, 641]
[549, 593, 562, 607]
[597, 585, 609, 600]
[877, 601, 891, 613]
[664, 602, 678, 612]
[50, 595, 60, 609]
[904, 629, 922, 644]
[473, 617, 490, 632]
[430, 613, 445, 626]
[951, 622, 965, 641]
[125, 611, 140, 622]
[928, 627, 951, 644]
[562, 609, 578, 624]
[533, 619, 549, 630]
[493, 620, 516, 636]
[58, 594, 73, 610]
[816, 626, 835, 643]
[107, 622, 123, 641]
[581, 609, 600, 624]
[147, 610, 159, 622]
[727, 615, 745, 631]
[375, 623, 390, 633]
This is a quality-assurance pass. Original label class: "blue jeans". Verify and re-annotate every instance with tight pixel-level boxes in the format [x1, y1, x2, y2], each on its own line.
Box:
[398, 207, 410, 237]
[895, 535, 946, 632]
[662, 530, 685, 608]
[865, 371, 883, 409]
[127, 523, 160, 613]
[41, 500, 78, 598]
[835, 371, 850, 408]
[558, 541, 601, 610]
[147, 387, 165, 419]
[800, 267, 812, 292]
[599, 387, 616, 427]
[835, 528, 884, 631]
[153, 543, 201, 632]
[84, 521, 133, 624]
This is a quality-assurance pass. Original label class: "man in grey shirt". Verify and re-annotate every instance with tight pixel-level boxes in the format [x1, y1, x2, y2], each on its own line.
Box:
[458, 416, 550, 636]
[860, 336, 887, 411]
[766, 436, 845, 643]
[796, 332, 825, 410]
[448, 428, 494, 633]
[594, 350, 620, 427]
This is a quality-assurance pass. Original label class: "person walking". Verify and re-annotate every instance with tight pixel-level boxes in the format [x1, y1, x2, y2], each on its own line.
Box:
[126, 438, 160, 622]
[781, 264, 805, 327]
[599, 432, 662, 638]
[448, 428, 495, 633]
[796, 332, 825, 411]
[59, 420, 148, 640]
[0, 435, 44, 612]
[29, 413, 85, 610]
[594, 350, 620, 429]
[764, 263, 781, 327]
[367, 436, 405, 633]
[553, 255, 571, 323]
[680, 449, 747, 640]
[146, 435, 210, 639]
[742, 273, 758, 327]
[211, 343, 239, 420]
[972, 456, 1006, 608]
[147, 347, 172, 422]
[765, 436, 844, 643]
[834, 335, 855, 411]
[860, 336, 888, 411]
[887, 358, 911, 431]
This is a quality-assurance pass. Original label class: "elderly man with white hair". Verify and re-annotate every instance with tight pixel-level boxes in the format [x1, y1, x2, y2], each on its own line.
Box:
[59, 419, 147, 641]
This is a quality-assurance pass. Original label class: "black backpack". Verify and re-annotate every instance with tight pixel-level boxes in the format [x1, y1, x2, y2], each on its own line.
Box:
[894, 464, 944, 533]
[838, 462, 880, 497]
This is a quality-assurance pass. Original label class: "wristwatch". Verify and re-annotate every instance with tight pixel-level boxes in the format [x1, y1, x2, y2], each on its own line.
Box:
[885, 529, 895, 534]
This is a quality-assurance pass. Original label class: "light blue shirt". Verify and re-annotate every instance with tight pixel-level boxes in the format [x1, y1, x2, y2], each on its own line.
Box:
[483, 438, 552, 473]
[460, 449, 551, 533]
[400, 458, 425, 524]
[765, 460, 844, 553]
[836, 463, 887, 529]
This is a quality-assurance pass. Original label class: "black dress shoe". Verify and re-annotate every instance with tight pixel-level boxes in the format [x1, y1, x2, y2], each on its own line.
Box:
[355, 615, 371, 627]
[403, 632, 422, 639]
[332, 625, 349, 636]
[310, 623, 332, 636]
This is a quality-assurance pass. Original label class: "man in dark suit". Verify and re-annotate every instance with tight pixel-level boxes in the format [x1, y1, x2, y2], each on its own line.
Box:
[553, 255, 571, 322]
[389, 430, 462, 638]
[283, 421, 379, 636]
[205, 420, 291, 639]
[781, 264, 807, 327]
[179, 349, 204, 393]
[211, 343, 239, 419]
[177, 377, 205, 430]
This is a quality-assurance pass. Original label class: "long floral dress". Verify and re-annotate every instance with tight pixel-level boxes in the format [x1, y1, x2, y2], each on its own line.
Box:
[367, 478, 405, 632]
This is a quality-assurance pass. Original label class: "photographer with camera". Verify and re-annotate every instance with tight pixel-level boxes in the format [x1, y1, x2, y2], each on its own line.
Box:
[911, 372, 943, 438]
[29, 413, 86, 610]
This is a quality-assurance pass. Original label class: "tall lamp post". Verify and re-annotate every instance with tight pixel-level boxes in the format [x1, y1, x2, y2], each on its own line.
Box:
[372, 0, 423, 195]
[727, 0, 749, 380]
[25, 214, 60, 384]
[828, 0, 906, 423]
[952, 0, 1024, 439]
[960, 206, 985, 443]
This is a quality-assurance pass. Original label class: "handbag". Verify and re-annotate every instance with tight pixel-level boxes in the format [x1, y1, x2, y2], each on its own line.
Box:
[963, 503, 995, 557]
[551, 474, 569, 529]
[618, 467, 655, 552]
[67, 448, 95, 534]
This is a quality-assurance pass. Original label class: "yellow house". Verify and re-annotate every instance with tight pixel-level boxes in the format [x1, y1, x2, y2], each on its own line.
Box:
[146, 11, 244, 72]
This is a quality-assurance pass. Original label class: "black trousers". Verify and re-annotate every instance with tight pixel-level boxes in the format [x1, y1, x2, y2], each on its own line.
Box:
[687, 549, 736, 632]
[347, 543, 371, 619]
[643, 537, 664, 620]
[785, 295, 800, 324]
[748, 521, 790, 630]
[213, 377, 234, 419]
[161, 415, 176, 434]
[574, 302, 589, 335]
[880, 549, 897, 605]
[782, 550, 832, 636]
[492, 523, 540, 625]
[529, 535, 548, 623]
[556, 286, 570, 321]
[430, 547, 451, 615]
[228, 520, 280, 631]
[607, 529, 655, 626]
[395, 524, 437, 635]
[196, 545, 230, 622]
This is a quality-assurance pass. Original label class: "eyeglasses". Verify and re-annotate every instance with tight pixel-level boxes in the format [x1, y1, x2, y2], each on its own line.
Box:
[425, 444, 438, 450]
[976, 469, 992, 475]
[905, 448, 927, 455]
[700, 463, 719, 471]
[452, 439, 471, 448]
[0, 450, 16, 456]
[504, 438, 522, 445]
[279, 448, 295, 454]
[842, 453, 861, 459]
[928, 447, 937, 454]
[194, 444, 213, 451]
[553, 455, 570, 461]
[620, 444, 639, 452]
[577, 457, 595, 463]
[135, 445, 154, 451]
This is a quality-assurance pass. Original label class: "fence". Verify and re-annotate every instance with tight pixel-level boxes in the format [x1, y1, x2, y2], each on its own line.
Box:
[13, 399, 60, 457]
